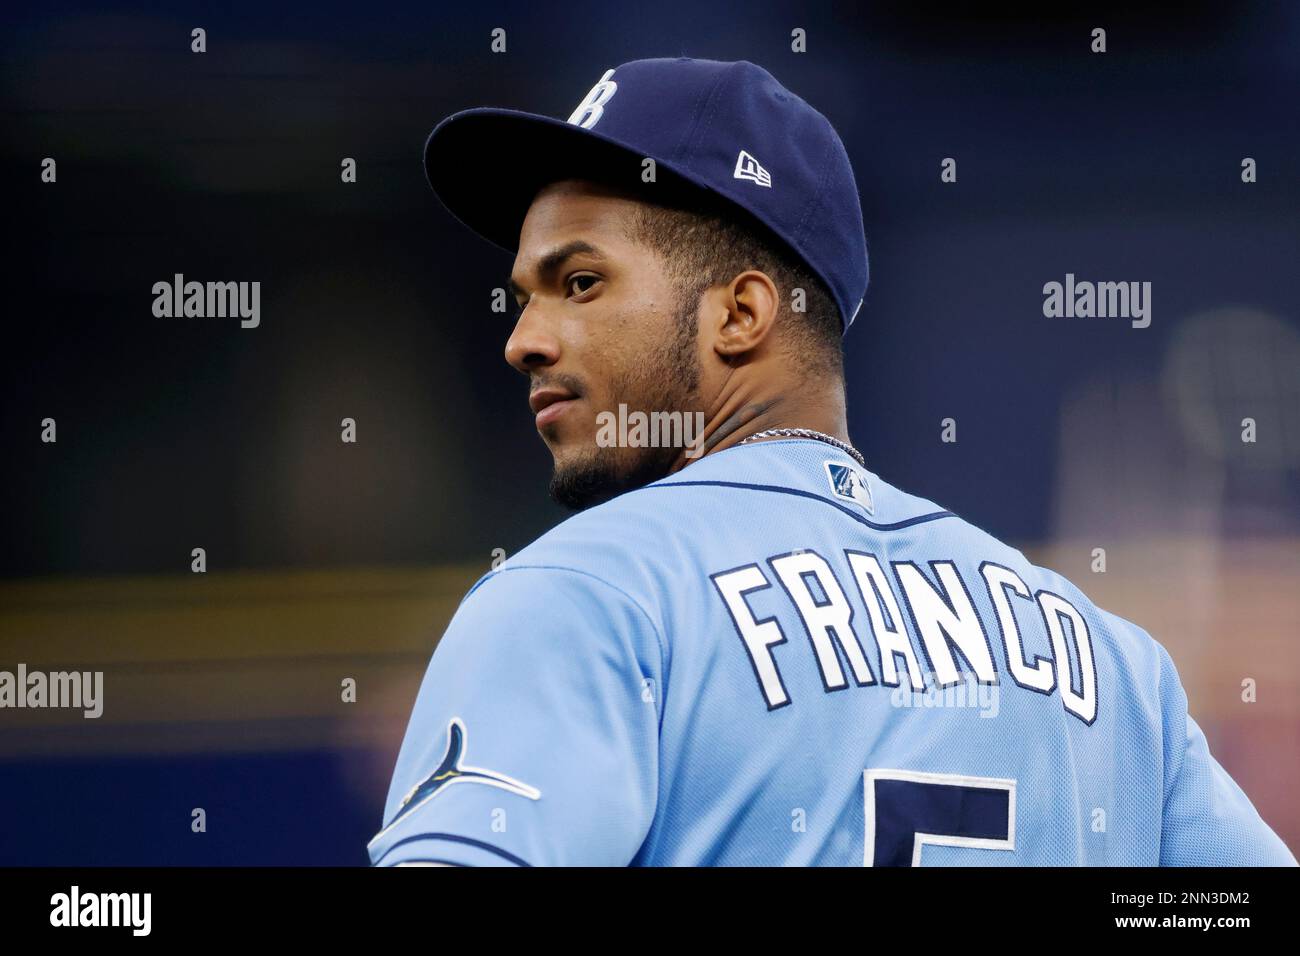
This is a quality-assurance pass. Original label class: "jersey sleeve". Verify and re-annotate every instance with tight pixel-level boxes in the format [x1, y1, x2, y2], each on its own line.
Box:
[1157, 646, 1297, 866]
[368, 565, 665, 867]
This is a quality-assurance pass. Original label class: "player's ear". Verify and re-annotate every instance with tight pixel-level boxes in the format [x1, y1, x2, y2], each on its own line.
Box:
[712, 270, 780, 359]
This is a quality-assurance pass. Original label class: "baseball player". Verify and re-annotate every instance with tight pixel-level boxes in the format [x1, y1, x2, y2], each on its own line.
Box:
[369, 57, 1296, 866]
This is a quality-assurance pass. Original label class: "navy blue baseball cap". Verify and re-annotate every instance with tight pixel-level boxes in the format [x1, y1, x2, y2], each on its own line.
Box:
[423, 57, 868, 333]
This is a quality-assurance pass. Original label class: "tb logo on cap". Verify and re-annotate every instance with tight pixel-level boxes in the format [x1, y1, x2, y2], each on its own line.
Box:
[568, 68, 618, 129]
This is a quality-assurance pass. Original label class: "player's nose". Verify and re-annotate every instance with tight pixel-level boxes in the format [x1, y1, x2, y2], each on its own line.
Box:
[504, 305, 561, 374]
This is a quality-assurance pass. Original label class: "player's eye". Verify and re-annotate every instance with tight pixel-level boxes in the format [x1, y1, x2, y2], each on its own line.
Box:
[567, 274, 600, 298]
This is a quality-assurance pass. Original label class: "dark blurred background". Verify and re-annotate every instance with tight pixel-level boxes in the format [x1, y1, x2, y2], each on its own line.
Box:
[2, 1, 1297, 864]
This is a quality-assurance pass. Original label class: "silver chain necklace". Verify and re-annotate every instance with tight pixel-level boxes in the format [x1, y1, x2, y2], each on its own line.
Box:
[738, 428, 866, 468]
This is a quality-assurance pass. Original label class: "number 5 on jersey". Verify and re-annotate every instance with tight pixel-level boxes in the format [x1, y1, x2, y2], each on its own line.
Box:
[864, 769, 1016, 866]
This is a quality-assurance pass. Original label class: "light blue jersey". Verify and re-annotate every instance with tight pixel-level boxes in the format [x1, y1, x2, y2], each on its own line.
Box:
[370, 440, 1296, 866]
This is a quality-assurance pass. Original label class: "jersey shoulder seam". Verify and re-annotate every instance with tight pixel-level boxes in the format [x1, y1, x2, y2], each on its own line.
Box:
[638, 477, 956, 531]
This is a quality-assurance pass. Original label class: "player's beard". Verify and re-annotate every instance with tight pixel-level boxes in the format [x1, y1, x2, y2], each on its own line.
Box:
[549, 292, 702, 512]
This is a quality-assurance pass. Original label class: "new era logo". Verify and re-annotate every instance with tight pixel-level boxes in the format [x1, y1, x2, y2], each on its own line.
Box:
[733, 150, 771, 187]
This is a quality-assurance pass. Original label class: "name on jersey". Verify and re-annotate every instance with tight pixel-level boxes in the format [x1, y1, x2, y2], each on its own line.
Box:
[710, 551, 1097, 725]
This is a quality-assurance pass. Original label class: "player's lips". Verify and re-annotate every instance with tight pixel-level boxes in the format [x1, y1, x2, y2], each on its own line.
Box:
[529, 388, 580, 429]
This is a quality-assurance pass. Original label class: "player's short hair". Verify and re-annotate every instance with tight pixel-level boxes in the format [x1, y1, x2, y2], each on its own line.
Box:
[622, 184, 845, 381]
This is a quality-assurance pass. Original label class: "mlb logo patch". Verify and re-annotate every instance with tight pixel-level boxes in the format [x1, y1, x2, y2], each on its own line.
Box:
[824, 461, 874, 513]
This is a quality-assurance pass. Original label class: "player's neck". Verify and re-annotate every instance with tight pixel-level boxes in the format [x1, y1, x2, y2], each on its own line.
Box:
[673, 381, 849, 472]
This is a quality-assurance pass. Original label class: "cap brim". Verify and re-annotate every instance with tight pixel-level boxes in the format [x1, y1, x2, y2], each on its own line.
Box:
[422, 107, 701, 255]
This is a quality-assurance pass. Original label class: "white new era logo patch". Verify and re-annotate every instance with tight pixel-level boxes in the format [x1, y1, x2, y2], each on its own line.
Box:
[733, 150, 771, 187]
